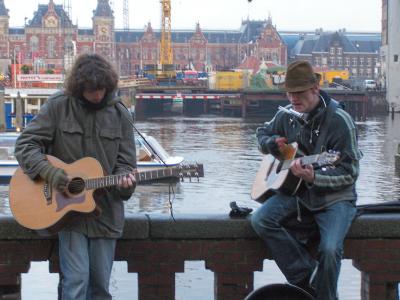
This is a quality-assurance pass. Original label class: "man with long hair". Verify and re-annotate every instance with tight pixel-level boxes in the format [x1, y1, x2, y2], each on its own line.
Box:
[15, 53, 136, 299]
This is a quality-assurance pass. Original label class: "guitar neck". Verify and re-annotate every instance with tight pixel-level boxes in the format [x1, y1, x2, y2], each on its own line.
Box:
[84, 168, 177, 190]
[281, 154, 320, 170]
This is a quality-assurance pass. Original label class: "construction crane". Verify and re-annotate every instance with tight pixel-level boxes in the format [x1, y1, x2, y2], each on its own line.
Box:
[123, 0, 129, 31]
[159, 0, 173, 68]
[142, 0, 175, 85]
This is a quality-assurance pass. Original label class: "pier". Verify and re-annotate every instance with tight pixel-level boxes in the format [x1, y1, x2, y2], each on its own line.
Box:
[133, 88, 386, 120]
[0, 212, 399, 299]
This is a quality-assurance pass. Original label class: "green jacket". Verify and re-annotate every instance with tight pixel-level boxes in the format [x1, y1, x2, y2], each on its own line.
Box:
[14, 91, 137, 238]
[256, 91, 362, 210]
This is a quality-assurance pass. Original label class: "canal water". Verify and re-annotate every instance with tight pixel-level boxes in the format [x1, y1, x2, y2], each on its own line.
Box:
[1, 112, 400, 299]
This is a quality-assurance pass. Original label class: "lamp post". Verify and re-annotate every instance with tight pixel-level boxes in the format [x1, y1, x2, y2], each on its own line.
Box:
[13, 48, 17, 89]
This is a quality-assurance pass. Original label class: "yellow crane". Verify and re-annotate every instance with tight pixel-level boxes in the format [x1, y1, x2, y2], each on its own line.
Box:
[160, 0, 173, 67]
[144, 0, 175, 84]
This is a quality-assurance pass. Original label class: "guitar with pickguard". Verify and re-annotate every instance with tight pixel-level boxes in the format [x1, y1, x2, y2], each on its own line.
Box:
[251, 142, 340, 203]
[9, 155, 204, 235]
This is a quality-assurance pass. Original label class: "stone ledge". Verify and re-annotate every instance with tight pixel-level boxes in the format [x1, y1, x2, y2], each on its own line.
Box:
[147, 213, 255, 239]
[1, 212, 400, 240]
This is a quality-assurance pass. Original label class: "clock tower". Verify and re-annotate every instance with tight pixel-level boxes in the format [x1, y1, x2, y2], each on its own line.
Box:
[0, 0, 9, 60]
[92, 0, 115, 63]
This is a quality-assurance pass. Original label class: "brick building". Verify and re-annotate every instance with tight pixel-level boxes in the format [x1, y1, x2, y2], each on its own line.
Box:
[289, 29, 381, 80]
[0, 0, 287, 78]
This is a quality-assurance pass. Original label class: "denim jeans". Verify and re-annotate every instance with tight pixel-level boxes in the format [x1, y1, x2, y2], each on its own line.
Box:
[251, 193, 356, 300]
[58, 231, 117, 300]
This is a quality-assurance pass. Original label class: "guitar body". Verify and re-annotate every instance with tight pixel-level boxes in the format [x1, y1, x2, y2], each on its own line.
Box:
[9, 156, 103, 235]
[251, 143, 303, 203]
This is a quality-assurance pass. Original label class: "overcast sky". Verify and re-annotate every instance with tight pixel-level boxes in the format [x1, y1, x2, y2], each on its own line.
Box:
[4, 0, 381, 32]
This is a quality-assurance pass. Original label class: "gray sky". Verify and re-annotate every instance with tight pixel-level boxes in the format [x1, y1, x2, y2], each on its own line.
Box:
[5, 0, 381, 32]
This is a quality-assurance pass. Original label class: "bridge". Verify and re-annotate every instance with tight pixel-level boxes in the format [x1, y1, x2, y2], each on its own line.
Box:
[0, 212, 399, 299]
[134, 89, 383, 119]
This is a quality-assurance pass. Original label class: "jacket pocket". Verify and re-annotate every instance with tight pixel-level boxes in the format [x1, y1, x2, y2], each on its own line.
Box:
[57, 121, 84, 159]
[99, 128, 122, 162]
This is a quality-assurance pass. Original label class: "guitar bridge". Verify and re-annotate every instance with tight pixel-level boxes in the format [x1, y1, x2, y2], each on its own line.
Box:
[43, 183, 52, 205]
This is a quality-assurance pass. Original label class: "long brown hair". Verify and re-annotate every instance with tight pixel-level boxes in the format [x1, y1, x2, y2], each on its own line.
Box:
[64, 53, 118, 98]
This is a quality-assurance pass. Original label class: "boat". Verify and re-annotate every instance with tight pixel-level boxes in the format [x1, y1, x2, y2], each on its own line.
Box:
[171, 93, 184, 114]
[0, 132, 203, 185]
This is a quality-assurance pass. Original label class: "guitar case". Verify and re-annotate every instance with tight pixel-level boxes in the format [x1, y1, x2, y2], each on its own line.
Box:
[356, 201, 400, 216]
[244, 283, 315, 300]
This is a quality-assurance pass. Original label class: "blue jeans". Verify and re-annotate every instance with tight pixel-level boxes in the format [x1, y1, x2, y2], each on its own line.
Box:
[251, 193, 356, 300]
[58, 231, 117, 300]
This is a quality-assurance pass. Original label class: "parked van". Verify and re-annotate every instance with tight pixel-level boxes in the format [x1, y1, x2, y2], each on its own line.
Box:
[364, 79, 377, 90]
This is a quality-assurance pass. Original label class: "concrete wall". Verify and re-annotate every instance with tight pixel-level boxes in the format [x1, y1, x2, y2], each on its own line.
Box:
[386, 0, 400, 110]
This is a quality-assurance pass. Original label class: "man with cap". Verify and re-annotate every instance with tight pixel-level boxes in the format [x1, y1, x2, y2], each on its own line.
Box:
[251, 60, 362, 300]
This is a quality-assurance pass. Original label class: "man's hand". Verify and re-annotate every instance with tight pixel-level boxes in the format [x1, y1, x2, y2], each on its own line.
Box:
[290, 158, 314, 183]
[264, 136, 288, 159]
[118, 172, 136, 189]
[39, 164, 69, 192]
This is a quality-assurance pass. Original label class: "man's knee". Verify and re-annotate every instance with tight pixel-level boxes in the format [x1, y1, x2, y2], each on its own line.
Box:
[62, 271, 89, 300]
[319, 243, 342, 262]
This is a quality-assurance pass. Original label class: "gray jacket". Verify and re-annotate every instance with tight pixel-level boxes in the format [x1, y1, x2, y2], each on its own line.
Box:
[14, 91, 137, 238]
[256, 93, 362, 210]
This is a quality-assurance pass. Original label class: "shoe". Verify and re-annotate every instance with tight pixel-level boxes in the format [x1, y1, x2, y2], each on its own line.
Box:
[229, 201, 253, 218]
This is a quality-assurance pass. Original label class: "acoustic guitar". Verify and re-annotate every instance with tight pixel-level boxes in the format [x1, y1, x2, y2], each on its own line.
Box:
[251, 142, 339, 203]
[9, 155, 204, 235]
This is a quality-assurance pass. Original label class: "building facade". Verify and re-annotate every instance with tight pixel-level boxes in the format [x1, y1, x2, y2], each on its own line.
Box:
[0, 0, 287, 80]
[0, 0, 382, 87]
[381, 0, 400, 109]
[289, 29, 381, 81]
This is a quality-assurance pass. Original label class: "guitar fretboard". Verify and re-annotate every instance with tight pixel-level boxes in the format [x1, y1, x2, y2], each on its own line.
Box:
[85, 168, 176, 190]
[281, 154, 320, 170]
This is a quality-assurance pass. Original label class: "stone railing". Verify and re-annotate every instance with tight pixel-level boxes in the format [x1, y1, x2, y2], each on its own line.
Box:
[1, 213, 400, 300]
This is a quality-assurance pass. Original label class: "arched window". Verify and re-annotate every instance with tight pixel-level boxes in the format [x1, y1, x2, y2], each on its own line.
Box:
[47, 36, 56, 58]
[30, 36, 39, 53]
[64, 38, 74, 55]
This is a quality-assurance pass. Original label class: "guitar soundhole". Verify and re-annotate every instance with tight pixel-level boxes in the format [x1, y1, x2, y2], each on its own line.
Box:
[67, 177, 85, 195]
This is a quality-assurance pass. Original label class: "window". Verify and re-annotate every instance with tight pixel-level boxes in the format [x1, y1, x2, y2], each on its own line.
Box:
[337, 47, 342, 55]
[359, 57, 364, 65]
[345, 57, 350, 66]
[47, 36, 55, 58]
[82, 46, 91, 54]
[352, 57, 358, 66]
[330, 47, 335, 55]
[337, 57, 343, 65]
[30, 36, 39, 53]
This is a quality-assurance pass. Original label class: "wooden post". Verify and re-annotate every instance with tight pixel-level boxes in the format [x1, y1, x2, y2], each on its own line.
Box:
[15, 92, 23, 131]
[0, 87, 5, 132]
[241, 96, 247, 118]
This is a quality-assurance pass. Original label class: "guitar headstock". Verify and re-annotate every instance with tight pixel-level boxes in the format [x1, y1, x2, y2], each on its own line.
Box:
[175, 163, 204, 182]
[315, 151, 340, 168]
